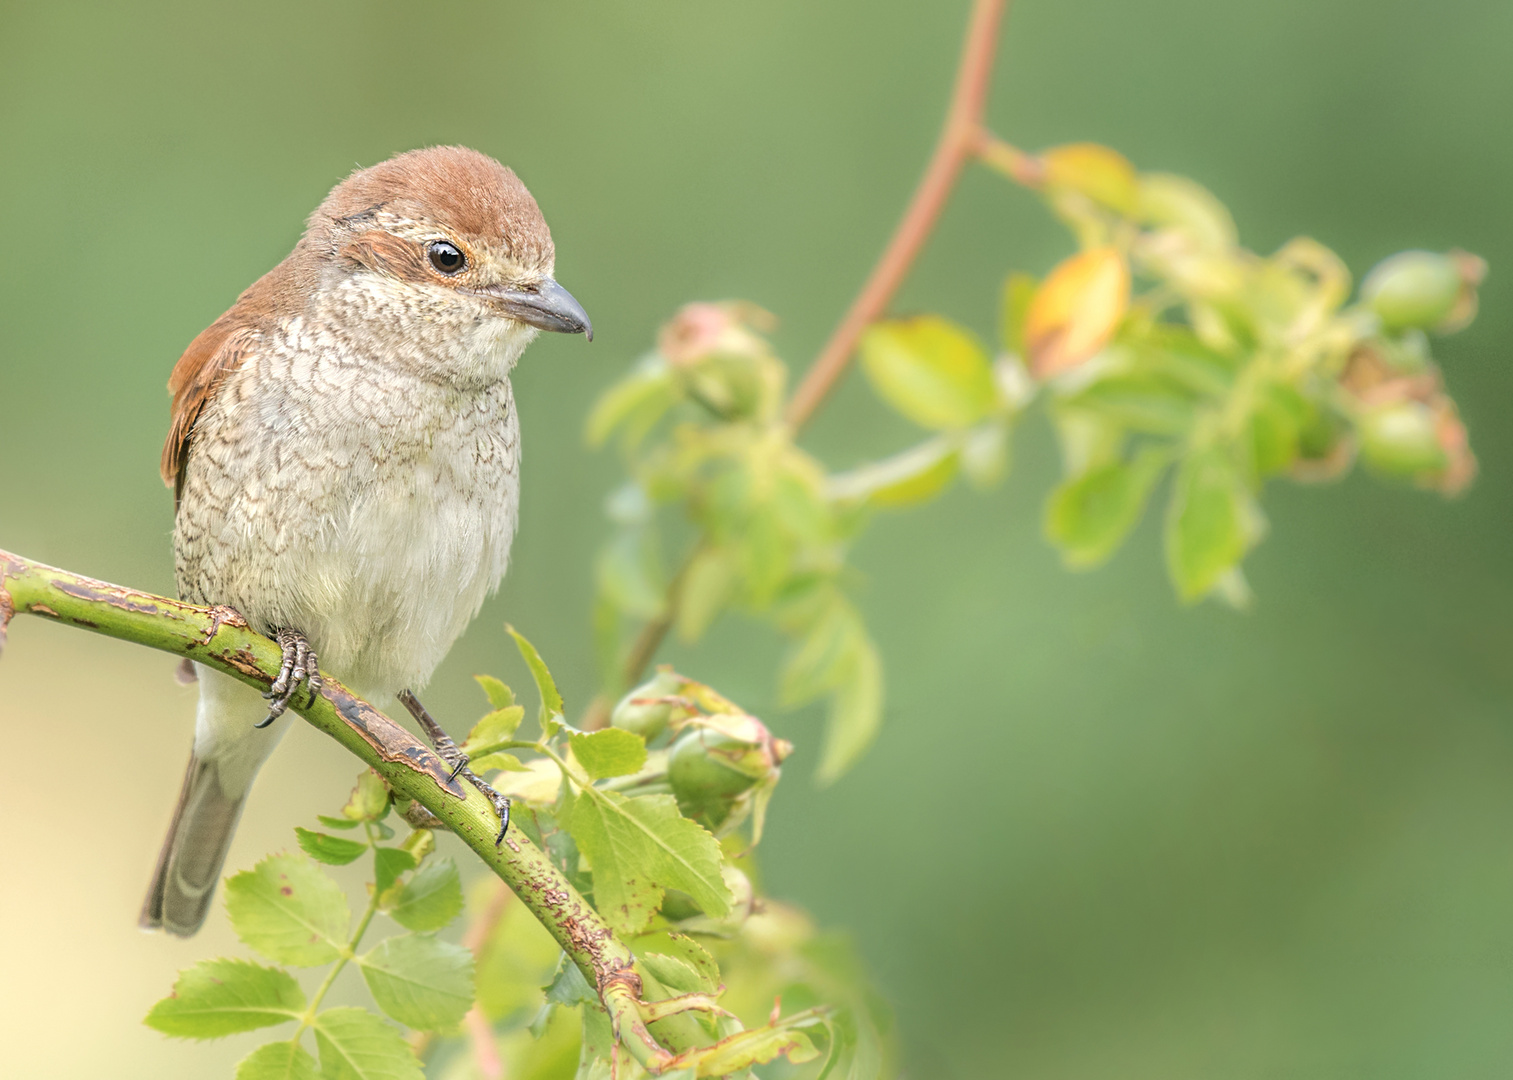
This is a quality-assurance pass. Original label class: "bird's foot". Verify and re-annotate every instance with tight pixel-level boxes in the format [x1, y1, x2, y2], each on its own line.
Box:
[257, 628, 322, 729]
[399, 689, 511, 845]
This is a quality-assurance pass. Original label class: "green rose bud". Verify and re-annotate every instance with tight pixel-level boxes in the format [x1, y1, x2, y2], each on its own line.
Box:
[1359, 402, 1448, 476]
[610, 668, 689, 742]
[668, 714, 792, 829]
[1361, 251, 1463, 332]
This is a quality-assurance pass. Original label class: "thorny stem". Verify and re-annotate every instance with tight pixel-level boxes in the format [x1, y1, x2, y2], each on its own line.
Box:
[0, 549, 677, 1073]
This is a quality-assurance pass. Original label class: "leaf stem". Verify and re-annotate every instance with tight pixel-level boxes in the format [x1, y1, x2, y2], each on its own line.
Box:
[291, 822, 385, 1041]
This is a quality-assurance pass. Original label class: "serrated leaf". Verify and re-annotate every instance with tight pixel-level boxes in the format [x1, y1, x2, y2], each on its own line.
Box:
[569, 728, 648, 780]
[1164, 449, 1255, 602]
[373, 848, 417, 899]
[226, 855, 350, 966]
[826, 436, 959, 509]
[313, 1008, 423, 1080]
[473, 674, 514, 710]
[558, 788, 731, 935]
[640, 953, 708, 996]
[816, 637, 883, 785]
[145, 959, 305, 1039]
[236, 1041, 320, 1080]
[683, 1025, 820, 1075]
[388, 858, 464, 932]
[506, 625, 564, 732]
[295, 828, 368, 866]
[859, 316, 996, 430]
[543, 953, 598, 1008]
[357, 934, 474, 1031]
[316, 815, 361, 832]
[462, 706, 525, 756]
[630, 931, 720, 993]
[1024, 247, 1130, 378]
[1045, 447, 1170, 568]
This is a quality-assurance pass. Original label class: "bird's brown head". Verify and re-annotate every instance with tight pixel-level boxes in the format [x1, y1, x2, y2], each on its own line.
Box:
[160, 146, 589, 491]
[311, 145, 591, 346]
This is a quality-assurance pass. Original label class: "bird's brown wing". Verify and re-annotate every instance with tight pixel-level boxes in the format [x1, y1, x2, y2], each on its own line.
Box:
[161, 254, 310, 504]
[161, 319, 258, 503]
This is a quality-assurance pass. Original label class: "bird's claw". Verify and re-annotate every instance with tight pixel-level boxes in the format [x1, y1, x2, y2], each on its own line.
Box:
[257, 628, 322, 729]
[398, 689, 511, 845]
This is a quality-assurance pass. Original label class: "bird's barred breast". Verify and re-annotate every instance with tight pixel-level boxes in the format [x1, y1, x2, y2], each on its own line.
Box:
[173, 326, 521, 700]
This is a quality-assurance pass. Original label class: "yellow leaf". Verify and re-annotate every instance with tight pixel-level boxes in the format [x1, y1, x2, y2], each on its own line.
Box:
[1024, 247, 1130, 378]
[1041, 143, 1139, 215]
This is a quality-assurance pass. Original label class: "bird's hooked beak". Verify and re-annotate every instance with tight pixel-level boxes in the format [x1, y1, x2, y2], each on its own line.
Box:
[473, 278, 593, 341]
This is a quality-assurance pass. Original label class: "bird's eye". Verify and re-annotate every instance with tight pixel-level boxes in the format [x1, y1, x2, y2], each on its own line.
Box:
[427, 240, 466, 275]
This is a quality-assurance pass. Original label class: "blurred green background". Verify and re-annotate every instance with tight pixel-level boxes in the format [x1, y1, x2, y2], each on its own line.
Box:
[2, 1, 1511, 1076]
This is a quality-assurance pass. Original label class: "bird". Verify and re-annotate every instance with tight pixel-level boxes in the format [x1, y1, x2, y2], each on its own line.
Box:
[140, 146, 591, 936]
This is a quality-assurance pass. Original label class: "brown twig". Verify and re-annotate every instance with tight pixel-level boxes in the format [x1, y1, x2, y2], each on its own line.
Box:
[784, 0, 1012, 430]
[597, 0, 1014, 702]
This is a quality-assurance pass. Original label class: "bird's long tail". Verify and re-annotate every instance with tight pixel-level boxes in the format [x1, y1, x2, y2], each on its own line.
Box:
[140, 666, 287, 937]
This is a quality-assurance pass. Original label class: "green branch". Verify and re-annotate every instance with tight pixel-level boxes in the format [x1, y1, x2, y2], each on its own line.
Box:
[0, 548, 679, 1073]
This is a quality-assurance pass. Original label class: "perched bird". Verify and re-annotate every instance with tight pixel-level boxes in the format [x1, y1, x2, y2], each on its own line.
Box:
[141, 146, 591, 936]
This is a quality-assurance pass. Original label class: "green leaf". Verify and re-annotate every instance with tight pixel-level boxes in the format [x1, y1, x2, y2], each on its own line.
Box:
[316, 815, 361, 832]
[473, 674, 515, 710]
[675, 545, 736, 643]
[1062, 372, 1198, 436]
[373, 848, 417, 899]
[145, 959, 305, 1039]
[692, 1025, 821, 1074]
[462, 706, 525, 755]
[569, 728, 648, 780]
[235, 1041, 320, 1080]
[859, 316, 996, 430]
[295, 828, 368, 866]
[387, 858, 463, 932]
[468, 751, 530, 774]
[1247, 384, 1308, 477]
[506, 625, 565, 731]
[1044, 447, 1170, 568]
[341, 771, 391, 823]
[640, 953, 709, 996]
[826, 436, 960, 509]
[543, 953, 598, 1008]
[629, 931, 721, 993]
[778, 596, 861, 706]
[226, 855, 350, 966]
[1164, 449, 1257, 602]
[312, 1008, 423, 1080]
[816, 636, 883, 785]
[585, 363, 676, 448]
[558, 788, 731, 935]
[357, 934, 474, 1032]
